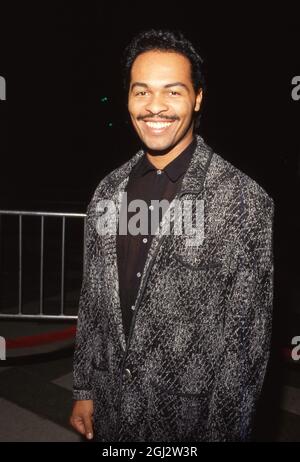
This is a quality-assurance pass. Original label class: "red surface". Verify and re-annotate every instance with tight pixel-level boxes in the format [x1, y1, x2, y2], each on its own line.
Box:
[6, 325, 76, 349]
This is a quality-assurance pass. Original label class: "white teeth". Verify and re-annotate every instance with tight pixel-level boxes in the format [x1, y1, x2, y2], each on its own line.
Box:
[145, 121, 172, 129]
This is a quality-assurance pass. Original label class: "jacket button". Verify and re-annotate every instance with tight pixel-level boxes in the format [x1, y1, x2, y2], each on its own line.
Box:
[124, 368, 132, 379]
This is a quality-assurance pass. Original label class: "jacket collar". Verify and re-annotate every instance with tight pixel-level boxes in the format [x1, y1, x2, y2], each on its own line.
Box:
[106, 134, 213, 198]
[132, 136, 197, 183]
[179, 134, 213, 195]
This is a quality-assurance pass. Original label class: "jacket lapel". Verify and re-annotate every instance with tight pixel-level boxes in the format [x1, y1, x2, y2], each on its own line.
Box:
[100, 150, 143, 351]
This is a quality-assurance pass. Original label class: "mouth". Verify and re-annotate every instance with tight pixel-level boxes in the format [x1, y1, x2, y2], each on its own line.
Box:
[142, 120, 176, 135]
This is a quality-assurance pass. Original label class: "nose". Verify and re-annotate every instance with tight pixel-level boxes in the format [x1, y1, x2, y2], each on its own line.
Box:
[144, 93, 169, 115]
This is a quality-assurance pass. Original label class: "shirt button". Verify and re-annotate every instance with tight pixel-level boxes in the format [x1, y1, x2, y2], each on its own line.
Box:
[149, 205, 154, 210]
[157, 169, 162, 175]
[142, 237, 148, 243]
[137, 272, 141, 278]
[131, 305, 135, 311]
[124, 368, 132, 379]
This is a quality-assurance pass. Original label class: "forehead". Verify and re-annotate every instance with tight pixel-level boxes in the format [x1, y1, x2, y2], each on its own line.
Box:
[130, 50, 193, 86]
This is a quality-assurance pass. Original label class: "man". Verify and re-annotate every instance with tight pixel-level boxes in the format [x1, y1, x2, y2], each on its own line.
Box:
[70, 29, 274, 442]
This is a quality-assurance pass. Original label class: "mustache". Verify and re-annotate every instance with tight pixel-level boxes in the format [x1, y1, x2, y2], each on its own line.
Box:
[137, 115, 179, 121]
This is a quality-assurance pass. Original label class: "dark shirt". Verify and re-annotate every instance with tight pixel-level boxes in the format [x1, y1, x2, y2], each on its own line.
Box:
[116, 137, 197, 341]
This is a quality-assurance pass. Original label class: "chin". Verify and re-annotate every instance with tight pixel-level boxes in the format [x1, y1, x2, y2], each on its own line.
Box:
[141, 136, 174, 153]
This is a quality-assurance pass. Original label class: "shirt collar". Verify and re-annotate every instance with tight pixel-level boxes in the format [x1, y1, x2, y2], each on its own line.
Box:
[132, 136, 197, 182]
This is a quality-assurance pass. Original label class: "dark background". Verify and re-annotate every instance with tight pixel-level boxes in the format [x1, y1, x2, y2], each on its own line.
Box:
[0, 4, 299, 440]
[1, 6, 299, 210]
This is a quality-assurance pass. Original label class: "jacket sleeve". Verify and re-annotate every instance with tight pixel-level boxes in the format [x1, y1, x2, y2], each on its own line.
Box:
[72, 199, 100, 400]
[206, 191, 274, 441]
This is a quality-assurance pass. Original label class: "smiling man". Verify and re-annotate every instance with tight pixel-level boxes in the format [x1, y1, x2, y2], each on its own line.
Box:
[70, 29, 274, 442]
[128, 50, 202, 164]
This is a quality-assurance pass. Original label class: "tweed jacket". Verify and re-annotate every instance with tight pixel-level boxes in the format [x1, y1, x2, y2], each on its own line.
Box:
[72, 134, 274, 442]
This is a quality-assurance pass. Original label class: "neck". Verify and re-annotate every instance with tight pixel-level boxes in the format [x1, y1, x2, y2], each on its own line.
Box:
[146, 131, 195, 170]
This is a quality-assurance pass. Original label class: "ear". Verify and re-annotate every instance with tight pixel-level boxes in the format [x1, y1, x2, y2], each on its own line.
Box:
[194, 88, 203, 112]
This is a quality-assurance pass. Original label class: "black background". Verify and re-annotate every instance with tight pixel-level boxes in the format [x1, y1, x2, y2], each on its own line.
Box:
[0, 3, 299, 440]
[1, 6, 299, 210]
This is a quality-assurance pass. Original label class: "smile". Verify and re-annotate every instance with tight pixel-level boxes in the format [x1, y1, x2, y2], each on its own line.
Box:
[145, 121, 173, 129]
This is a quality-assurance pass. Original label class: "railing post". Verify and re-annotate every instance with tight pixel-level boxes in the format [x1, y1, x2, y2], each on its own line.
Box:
[18, 215, 22, 314]
[60, 215, 66, 316]
[40, 215, 44, 315]
[83, 215, 87, 278]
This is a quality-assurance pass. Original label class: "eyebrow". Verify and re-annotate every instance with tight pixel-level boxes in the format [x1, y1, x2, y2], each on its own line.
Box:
[131, 82, 190, 92]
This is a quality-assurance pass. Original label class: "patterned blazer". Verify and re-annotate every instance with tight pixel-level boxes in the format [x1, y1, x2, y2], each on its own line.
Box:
[72, 134, 274, 442]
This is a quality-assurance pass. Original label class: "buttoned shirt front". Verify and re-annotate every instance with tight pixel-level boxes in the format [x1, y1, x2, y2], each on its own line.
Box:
[116, 137, 197, 341]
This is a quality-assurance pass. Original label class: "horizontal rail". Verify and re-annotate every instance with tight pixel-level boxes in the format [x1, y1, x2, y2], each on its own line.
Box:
[0, 314, 78, 320]
[0, 210, 86, 217]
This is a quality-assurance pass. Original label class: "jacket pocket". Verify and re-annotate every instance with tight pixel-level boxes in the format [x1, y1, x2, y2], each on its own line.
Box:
[148, 381, 209, 441]
[173, 252, 222, 272]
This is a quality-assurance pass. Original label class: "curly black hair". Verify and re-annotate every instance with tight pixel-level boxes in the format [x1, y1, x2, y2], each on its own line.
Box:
[122, 29, 206, 130]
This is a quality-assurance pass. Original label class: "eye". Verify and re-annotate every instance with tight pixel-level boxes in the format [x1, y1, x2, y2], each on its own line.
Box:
[169, 91, 180, 96]
[135, 91, 148, 96]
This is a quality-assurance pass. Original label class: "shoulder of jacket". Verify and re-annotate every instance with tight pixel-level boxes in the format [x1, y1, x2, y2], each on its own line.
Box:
[85, 154, 141, 214]
[209, 149, 274, 215]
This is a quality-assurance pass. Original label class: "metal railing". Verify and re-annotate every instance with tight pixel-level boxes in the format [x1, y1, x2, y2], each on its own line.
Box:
[0, 210, 86, 319]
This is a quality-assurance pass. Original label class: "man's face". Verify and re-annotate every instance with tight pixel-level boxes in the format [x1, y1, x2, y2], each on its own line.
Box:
[128, 50, 202, 153]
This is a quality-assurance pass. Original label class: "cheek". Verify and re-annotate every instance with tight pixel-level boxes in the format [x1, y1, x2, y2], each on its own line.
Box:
[128, 100, 146, 119]
[127, 100, 134, 115]
[128, 96, 138, 111]
[172, 100, 195, 118]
